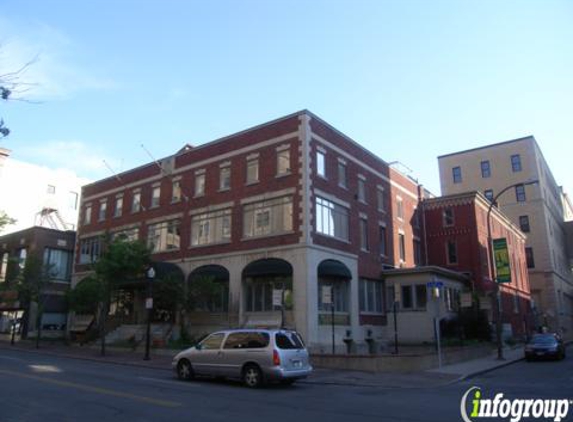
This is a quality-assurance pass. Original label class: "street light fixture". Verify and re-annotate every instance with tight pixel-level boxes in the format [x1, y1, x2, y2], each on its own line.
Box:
[144, 265, 155, 361]
[486, 179, 538, 360]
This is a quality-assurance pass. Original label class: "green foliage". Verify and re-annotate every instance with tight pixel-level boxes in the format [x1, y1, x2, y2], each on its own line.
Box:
[93, 238, 151, 290]
[67, 275, 104, 314]
[153, 273, 183, 315]
[15, 254, 49, 305]
[0, 211, 16, 231]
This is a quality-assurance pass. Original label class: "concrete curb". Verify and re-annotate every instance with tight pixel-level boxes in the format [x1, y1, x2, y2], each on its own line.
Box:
[457, 357, 525, 381]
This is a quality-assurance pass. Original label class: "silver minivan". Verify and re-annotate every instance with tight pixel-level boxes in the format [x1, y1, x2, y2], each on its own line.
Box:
[172, 329, 313, 387]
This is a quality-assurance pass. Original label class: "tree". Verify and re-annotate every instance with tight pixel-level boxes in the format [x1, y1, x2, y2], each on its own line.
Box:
[91, 237, 151, 356]
[0, 211, 16, 232]
[14, 254, 50, 348]
[1, 55, 36, 139]
[67, 275, 104, 315]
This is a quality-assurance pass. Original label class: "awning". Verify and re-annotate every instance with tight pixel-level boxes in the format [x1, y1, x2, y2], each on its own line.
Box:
[243, 259, 293, 277]
[189, 265, 229, 282]
[318, 260, 351, 279]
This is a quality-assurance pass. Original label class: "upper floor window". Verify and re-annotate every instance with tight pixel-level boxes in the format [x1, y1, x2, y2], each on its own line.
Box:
[243, 196, 293, 238]
[111, 227, 139, 242]
[452, 166, 462, 184]
[396, 197, 404, 219]
[443, 207, 455, 227]
[79, 236, 102, 264]
[376, 187, 385, 212]
[525, 247, 535, 268]
[220, 165, 231, 191]
[43, 248, 72, 281]
[359, 217, 369, 251]
[447, 240, 458, 264]
[516, 185, 526, 202]
[114, 197, 123, 218]
[316, 150, 326, 178]
[484, 189, 494, 202]
[172, 180, 182, 203]
[338, 160, 347, 188]
[246, 157, 259, 184]
[511, 154, 522, 172]
[195, 171, 206, 197]
[98, 201, 107, 221]
[151, 186, 161, 208]
[277, 148, 291, 176]
[358, 176, 366, 203]
[131, 191, 141, 213]
[481, 160, 491, 178]
[398, 233, 406, 261]
[379, 225, 387, 256]
[191, 209, 232, 246]
[84, 204, 92, 225]
[315, 196, 349, 241]
[519, 215, 530, 233]
[147, 220, 181, 252]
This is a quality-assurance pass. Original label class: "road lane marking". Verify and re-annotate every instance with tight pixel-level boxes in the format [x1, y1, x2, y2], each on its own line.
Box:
[0, 356, 24, 362]
[138, 376, 199, 387]
[0, 369, 182, 408]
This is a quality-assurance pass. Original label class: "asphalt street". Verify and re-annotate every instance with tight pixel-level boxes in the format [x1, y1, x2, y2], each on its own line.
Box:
[0, 347, 571, 422]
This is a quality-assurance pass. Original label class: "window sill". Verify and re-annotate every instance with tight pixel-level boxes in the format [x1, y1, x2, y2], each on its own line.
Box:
[171, 199, 182, 204]
[193, 194, 205, 199]
[245, 180, 260, 186]
[360, 248, 370, 253]
[241, 231, 295, 242]
[218, 187, 231, 193]
[275, 172, 291, 179]
[338, 184, 348, 190]
[189, 240, 232, 249]
[358, 199, 367, 205]
[150, 205, 160, 210]
[151, 248, 181, 254]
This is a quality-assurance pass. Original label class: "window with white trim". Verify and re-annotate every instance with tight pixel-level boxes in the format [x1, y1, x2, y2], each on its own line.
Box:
[243, 196, 293, 238]
[79, 236, 102, 264]
[316, 150, 326, 178]
[114, 197, 123, 218]
[84, 204, 92, 225]
[277, 149, 291, 176]
[443, 207, 455, 227]
[220, 166, 231, 190]
[315, 196, 349, 241]
[98, 201, 107, 221]
[358, 177, 366, 203]
[338, 161, 347, 188]
[246, 158, 259, 184]
[359, 217, 369, 251]
[44, 248, 72, 281]
[359, 279, 384, 314]
[147, 220, 181, 252]
[191, 209, 232, 246]
[376, 187, 385, 212]
[131, 191, 141, 213]
[172, 180, 182, 203]
[195, 172, 205, 197]
[151, 186, 161, 208]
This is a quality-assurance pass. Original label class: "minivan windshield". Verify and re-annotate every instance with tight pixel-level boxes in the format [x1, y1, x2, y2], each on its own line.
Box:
[275, 332, 304, 349]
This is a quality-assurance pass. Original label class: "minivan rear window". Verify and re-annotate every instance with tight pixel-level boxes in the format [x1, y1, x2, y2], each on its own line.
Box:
[275, 332, 304, 349]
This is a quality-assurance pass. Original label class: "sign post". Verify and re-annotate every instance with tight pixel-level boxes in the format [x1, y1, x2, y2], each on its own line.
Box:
[322, 285, 334, 355]
[393, 286, 401, 354]
[427, 279, 444, 368]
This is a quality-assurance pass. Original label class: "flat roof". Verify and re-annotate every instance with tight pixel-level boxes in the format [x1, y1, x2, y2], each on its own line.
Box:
[437, 135, 536, 159]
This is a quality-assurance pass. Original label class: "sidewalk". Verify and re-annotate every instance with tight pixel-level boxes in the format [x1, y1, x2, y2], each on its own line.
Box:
[0, 336, 524, 389]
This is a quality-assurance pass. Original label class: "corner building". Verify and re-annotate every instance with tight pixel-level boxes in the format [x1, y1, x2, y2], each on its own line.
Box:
[73, 110, 423, 353]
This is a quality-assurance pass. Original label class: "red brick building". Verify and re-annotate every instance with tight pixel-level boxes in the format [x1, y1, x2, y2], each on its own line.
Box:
[423, 192, 533, 337]
[73, 110, 425, 352]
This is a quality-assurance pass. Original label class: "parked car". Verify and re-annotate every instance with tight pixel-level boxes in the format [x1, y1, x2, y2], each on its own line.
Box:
[524, 333, 566, 361]
[172, 329, 313, 387]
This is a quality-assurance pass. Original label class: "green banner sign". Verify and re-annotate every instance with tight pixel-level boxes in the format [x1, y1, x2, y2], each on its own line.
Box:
[493, 238, 511, 284]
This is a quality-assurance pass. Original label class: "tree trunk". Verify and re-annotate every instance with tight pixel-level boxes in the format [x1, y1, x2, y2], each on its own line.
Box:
[35, 306, 42, 349]
[100, 301, 107, 356]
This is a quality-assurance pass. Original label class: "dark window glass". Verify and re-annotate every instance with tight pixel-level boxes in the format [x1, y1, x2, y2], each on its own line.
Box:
[443, 208, 455, 226]
[452, 166, 462, 183]
[399, 233, 406, 261]
[516, 185, 526, 202]
[519, 215, 530, 233]
[401, 285, 413, 309]
[275, 332, 304, 349]
[480, 161, 491, 178]
[447, 240, 458, 264]
[415, 285, 427, 309]
[511, 154, 522, 172]
[525, 247, 535, 268]
[379, 226, 387, 256]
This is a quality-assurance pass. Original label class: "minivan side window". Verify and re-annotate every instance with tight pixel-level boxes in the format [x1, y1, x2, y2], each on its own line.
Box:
[224, 332, 269, 349]
[199, 333, 225, 350]
[275, 332, 304, 350]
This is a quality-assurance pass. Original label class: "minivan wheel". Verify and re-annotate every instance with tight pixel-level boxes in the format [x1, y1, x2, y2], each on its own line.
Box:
[243, 364, 263, 388]
[177, 359, 194, 381]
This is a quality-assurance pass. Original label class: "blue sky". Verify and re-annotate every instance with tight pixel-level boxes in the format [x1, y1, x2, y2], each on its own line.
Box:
[1, 0, 572, 196]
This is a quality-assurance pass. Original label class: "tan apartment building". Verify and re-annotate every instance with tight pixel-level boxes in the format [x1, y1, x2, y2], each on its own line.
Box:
[438, 136, 573, 338]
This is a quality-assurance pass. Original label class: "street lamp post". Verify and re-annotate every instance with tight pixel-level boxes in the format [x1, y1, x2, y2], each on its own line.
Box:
[144, 266, 155, 361]
[486, 180, 538, 360]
